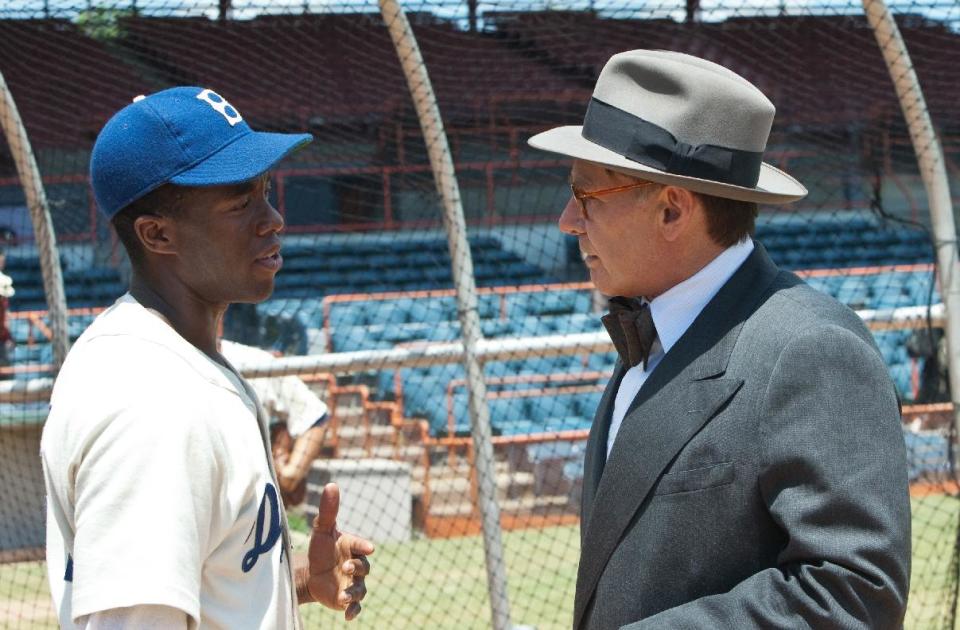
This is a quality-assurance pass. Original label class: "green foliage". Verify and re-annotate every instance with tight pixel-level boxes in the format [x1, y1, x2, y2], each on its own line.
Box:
[75, 7, 133, 42]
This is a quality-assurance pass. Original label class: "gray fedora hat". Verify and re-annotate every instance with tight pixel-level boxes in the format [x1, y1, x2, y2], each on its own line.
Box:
[529, 49, 807, 204]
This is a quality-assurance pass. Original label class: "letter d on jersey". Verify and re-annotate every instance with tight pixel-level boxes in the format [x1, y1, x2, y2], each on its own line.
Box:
[242, 483, 282, 573]
[196, 89, 243, 127]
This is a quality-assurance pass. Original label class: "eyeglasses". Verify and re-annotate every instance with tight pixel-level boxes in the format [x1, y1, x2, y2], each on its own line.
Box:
[570, 181, 657, 220]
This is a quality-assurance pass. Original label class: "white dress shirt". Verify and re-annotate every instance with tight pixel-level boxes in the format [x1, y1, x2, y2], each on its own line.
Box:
[606, 238, 755, 458]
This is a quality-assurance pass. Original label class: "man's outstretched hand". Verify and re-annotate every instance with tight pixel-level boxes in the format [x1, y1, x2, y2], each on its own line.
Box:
[296, 483, 374, 620]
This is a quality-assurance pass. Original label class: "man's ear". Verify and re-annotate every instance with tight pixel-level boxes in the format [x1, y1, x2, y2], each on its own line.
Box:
[133, 215, 177, 257]
[658, 186, 700, 242]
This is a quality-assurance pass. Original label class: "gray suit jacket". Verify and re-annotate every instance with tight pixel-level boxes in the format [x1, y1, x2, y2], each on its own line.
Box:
[575, 245, 911, 629]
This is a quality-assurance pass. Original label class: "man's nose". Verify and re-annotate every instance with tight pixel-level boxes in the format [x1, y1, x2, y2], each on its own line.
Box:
[558, 196, 584, 235]
[258, 199, 284, 235]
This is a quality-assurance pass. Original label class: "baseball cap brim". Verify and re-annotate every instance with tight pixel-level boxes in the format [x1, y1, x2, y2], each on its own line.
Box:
[170, 130, 312, 187]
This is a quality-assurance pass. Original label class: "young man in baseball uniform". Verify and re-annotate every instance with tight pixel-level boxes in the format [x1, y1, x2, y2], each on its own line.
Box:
[42, 86, 372, 629]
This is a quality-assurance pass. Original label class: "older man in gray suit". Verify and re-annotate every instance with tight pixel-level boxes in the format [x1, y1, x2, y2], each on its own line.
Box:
[529, 50, 911, 628]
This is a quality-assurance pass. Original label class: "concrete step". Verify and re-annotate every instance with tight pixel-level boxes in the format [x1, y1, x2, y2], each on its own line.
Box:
[413, 469, 536, 510]
[334, 424, 395, 442]
[331, 407, 366, 422]
[336, 444, 426, 461]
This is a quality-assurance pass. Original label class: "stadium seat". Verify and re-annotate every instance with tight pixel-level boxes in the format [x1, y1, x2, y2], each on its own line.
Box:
[888, 362, 914, 401]
[902, 428, 951, 482]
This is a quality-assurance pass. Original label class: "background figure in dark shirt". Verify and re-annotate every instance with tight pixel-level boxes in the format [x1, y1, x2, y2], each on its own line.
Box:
[0, 245, 16, 379]
[907, 327, 950, 404]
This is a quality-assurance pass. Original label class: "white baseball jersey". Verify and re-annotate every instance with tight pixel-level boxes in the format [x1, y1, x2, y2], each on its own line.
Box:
[42, 294, 300, 629]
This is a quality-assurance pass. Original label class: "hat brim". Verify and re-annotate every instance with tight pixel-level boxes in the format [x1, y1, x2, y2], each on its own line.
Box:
[529, 126, 807, 204]
[170, 130, 312, 187]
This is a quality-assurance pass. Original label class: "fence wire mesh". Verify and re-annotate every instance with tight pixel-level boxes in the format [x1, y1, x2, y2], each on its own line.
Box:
[0, 0, 959, 628]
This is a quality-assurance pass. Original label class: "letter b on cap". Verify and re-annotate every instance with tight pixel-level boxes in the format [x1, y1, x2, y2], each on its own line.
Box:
[196, 89, 243, 126]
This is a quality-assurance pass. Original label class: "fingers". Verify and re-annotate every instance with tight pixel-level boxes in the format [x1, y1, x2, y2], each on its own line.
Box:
[345, 581, 367, 603]
[343, 533, 375, 556]
[336, 580, 367, 617]
[345, 602, 362, 621]
[312, 483, 340, 532]
[342, 555, 371, 578]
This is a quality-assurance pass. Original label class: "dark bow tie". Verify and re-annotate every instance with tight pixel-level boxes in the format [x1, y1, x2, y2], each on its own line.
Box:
[601, 297, 658, 370]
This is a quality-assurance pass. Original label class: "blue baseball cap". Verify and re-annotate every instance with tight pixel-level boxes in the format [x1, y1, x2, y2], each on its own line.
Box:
[90, 86, 312, 220]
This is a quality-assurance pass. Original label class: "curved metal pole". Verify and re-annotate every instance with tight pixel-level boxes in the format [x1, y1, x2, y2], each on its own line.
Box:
[0, 71, 69, 369]
[862, 1, 960, 439]
[377, 2, 512, 628]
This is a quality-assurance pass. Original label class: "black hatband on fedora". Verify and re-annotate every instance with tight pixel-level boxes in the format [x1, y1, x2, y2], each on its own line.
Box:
[582, 98, 764, 189]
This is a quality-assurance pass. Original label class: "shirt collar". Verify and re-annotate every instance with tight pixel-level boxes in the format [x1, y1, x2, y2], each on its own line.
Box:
[648, 237, 754, 355]
[90, 293, 254, 403]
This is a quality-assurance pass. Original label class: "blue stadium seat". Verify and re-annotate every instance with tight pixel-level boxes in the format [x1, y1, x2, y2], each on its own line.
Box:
[507, 290, 585, 318]
[563, 460, 585, 484]
[328, 303, 371, 329]
[13, 343, 53, 365]
[478, 294, 501, 319]
[888, 362, 913, 401]
[401, 365, 462, 424]
[9, 320, 34, 345]
[873, 292, 913, 310]
[587, 352, 617, 371]
[481, 318, 514, 337]
[484, 360, 525, 380]
[332, 327, 394, 352]
[425, 321, 461, 342]
[902, 429, 950, 482]
[527, 440, 584, 463]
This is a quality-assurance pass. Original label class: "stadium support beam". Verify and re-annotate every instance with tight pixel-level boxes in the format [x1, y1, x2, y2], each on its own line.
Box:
[685, 0, 700, 23]
[0, 71, 70, 370]
[378, 2, 513, 629]
[863, 1, 960, 432]
[218, 0, 231, 22]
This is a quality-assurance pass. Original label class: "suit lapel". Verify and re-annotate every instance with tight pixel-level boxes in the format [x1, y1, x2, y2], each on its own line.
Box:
[573, 244, 780, 629]
[581, 361, 625, 530]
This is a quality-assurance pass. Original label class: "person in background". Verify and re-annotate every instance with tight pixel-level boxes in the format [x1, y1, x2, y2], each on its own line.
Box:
[220, 336, 331, 506]
[0, 244, 16, 377]
[907, 326, 950, 404]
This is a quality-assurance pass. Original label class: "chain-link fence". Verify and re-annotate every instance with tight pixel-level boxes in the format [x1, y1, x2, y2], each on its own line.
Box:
[1, 0, 959, 628]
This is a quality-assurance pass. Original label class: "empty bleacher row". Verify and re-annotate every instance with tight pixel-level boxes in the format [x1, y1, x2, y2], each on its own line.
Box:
[4, 235, 550, 313]
[6, 217, 935, 313]
[756, 217, 932, 270]
[2, 14, 956, 153]
[0, 19, 144, 150]
[7, 222, 939, 427]
[273, 235, 553, 298]
[6, 256, 124, 312]
[488, 12, 958, 129]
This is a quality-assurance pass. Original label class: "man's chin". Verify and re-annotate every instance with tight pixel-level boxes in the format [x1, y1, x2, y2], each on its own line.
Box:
[588, 270, 614, 297]
[241, 281, 275, 304]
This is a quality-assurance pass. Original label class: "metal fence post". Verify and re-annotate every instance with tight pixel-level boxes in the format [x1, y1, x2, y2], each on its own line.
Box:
[863, 0, 960, 463]
[0, 70, 69, 369]
[377, 2, 513, 628]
